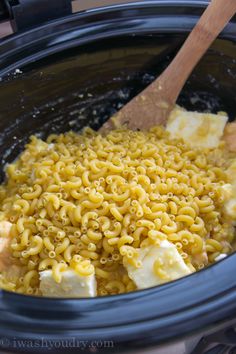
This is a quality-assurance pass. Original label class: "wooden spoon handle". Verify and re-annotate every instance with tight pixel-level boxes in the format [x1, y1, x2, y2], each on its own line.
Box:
[157, 0, 236, 103]
[100, 0, 236, 133]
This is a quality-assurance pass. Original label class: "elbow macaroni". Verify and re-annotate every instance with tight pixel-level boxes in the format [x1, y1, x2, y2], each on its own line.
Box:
[0, 121, 235, 296]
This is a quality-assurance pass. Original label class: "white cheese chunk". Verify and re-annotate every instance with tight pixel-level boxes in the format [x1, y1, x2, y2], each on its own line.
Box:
[223, 122, 236, 152]
[0, 221, 13, 271]
[219, 184, 236, 219]
[0, 221, 12, 254]
[166, 107, 228, 148]
[39, 269, 97, 298]
[0, 221, 12, 239]
[225, 198, 236, 219]
[0, 237, 9, 256]
[215, 253, 227, 262]
[124, 240, 192, 290]
[226, 160, 236, 184]
[221, 184, 233, 201]
[223, 161, 236, 219]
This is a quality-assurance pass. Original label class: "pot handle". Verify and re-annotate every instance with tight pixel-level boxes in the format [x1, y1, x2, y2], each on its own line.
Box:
[0, 0, 131, 29]
[0, 0, 211, 33]
[0, 0, 72, 32]
[191, 326, 236, 354]
[0, 0, 8, 23]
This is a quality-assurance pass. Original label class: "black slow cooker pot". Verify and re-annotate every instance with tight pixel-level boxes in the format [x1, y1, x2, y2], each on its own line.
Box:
[0, 1, 236, 353]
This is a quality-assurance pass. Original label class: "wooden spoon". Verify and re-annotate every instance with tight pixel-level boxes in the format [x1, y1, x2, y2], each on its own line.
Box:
[100, 0, 236, 133]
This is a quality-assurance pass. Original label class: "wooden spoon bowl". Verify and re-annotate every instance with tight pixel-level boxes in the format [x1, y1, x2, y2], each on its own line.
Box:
[100, 0, 236, 133]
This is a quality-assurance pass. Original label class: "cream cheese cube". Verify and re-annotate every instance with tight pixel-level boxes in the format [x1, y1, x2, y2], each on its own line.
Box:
[0, 221, 12, 239]
[220, 183, 236, 219]
[0, 221, 12, 255]
[124, 240, 192, 290]
[223, 161, 236, 219]
[39, 269, 97, 298]
[225, 199, 236, 219]
[221, 184, 233, 201]
[166, 107, 228, 148]
[227, 160, 236, 184]
[0, 221, 13, 271]
[223, 122, 236, 152]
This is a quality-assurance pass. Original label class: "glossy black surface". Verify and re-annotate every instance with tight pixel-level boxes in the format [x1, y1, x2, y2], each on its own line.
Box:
[0, 0, 8, 23]
[0, 1, 236, 353]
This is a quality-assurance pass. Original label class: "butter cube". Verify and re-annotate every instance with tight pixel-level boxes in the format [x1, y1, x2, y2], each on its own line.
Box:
[166, 107, 228, 148]
[39, 269, 97, 298]
[124, 240, 192, 290]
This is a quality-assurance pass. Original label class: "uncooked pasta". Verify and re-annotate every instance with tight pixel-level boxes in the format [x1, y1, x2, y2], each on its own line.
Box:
[0, 110, 236, 297]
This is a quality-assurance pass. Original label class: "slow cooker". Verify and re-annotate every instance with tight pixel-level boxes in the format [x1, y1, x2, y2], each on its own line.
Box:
[0, 1, 236, 353]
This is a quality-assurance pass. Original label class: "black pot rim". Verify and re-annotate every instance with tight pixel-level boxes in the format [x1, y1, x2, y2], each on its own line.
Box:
[2, 0, 236, 76]
[0, 0, 236, 348]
